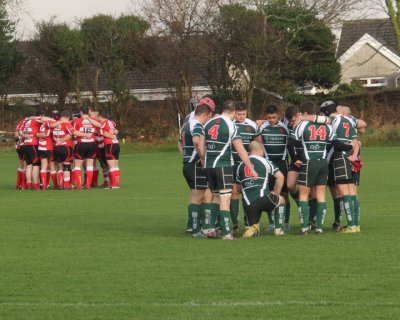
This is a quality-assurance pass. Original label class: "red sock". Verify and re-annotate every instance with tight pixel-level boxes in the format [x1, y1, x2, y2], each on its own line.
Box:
[21, 171, 27, 189]
[83, 170, 87, 186]
[115, 168, 120, 187]
[46, 171, 50, 186]
[27, 182, 33, 189]
[93, 169, 99, 186]
[34, 183, 40, 190]
[51, 171, 58, 188]
[40, 171, 47, 189]
[58, 171, 64, 187]
[71, 169, 76, 185]
[64, 177, 70, 189]
[16, 169, 22, 188]
[103, 170, 109, 186]
[86, 167, 93, 189]
[75, 168, 82, 188]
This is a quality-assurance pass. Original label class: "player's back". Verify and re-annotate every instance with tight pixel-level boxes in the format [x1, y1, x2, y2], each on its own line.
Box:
[330, 115, 357, 157]
[204, 115, 236, 168]
[74, 118, 96, 143]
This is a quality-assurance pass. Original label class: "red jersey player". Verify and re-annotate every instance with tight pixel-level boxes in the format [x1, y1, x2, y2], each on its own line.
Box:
[98, 111, 120, 188]
[15, 114, 28, 189]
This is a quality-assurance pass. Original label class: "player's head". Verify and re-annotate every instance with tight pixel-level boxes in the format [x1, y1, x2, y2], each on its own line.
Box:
[337, 103, 351, 116]
[88, 105, 94, 115]
[265, 105, 279, 125]
[51, 110, 60, 120]
[91, 110, 99, 117]
[24, 112, 33, 119]
[35, 110, 44, 117]
[198, 97, 216, 112]
[248, 141, 264, 157]
[72, 111, 81, 120]
[301, 101, 317, 115]
[98, 110, 108, 121]
[61, 110, 70, 120]
[222, 100, 236, 119]
[285, 105, 298, 125]
[195, 104, 212, 124]
[235, 101, 248, 123]
[320, 100, 337, 116]
[189, 97, 201, 112]
[80, 106, 89, 115]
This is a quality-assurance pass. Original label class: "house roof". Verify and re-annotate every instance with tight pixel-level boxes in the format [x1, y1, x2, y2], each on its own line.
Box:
[337, 19, 398, 58]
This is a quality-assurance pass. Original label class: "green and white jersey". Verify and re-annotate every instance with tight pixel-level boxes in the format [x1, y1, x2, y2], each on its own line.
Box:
[291, 121, 336, 160]
[236, 155, 279, 206]
[179, 119, 205, 164]
[204, 115, 241, 168]
[259, 121, 290, 161]
[330, 115, 358, 158]
[232, 118, 260, 164]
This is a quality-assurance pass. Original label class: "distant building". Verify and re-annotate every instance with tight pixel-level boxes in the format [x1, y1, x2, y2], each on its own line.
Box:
[337, 19, 400, 89]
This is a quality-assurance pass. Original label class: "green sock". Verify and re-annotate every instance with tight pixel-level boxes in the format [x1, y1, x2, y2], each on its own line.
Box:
[333, 198, 342, 224]
[201, 202, 212, 229]
[219, 210, 231, 235]
[316, 202, 327, 229]
[191, 204, 202, 234]
[352, 195, 360, 227]
[210, 203, 219, 229]
[267, 210, 274, 225]
[186, 204, 193, 229]
[274, 204, 285, 229]
[342, 195, 354, 227]
[284, 201, 290, 224]
[291, 191, 300, 206]
[309, 199, 317, 224]
[299, 201, 309, 229]
[230, 199, 240, 226]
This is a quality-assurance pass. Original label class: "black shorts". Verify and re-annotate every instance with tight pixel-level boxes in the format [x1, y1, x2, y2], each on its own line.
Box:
[353, 171, 360, 187]
[74, 142, 96, 160]
[55, 146, 73, 163]
[104, 144, 120, 160]
[327, 162, 336, 187]
[17, 147, 25, 160]
[183, 162, 208, 190]
[24, 145, 40, 166]
[244, 193, 281, 226]
[38, 150, 54, 161]
[288, 162, 300, 173]
[334, 155, 354, 184]
[205, 166, 234, 194]
[268, 160, 288, 192]
[298, 159, 328, 187]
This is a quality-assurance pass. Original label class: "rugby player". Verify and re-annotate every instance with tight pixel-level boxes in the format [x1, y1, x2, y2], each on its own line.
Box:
[15, 114, 28, 189]
[231, 101, 260, 231]
[178, 104, 213, 237]
[98, 111, 120, 189]
[236, 141, 286, 237]
[259, 105, 290, 231]
[204, 100, 258, 240]
[289, 101, 356, 234]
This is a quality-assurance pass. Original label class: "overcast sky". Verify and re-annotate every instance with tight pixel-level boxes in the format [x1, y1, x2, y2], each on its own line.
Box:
[10, 0, 388, 40]
[12, 0, 141, 39]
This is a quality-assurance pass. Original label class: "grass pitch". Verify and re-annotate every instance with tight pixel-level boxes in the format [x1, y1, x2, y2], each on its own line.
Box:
[0, 147, 399, 319]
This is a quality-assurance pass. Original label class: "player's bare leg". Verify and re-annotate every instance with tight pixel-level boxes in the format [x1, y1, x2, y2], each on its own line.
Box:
[287, 170, 299, 205]
[57, 162, 64, 188]
[40, 157, 48, 190]
[230, 183, 240, 231]
[49, 160, 58, 189]
[85, 158, 94, 189]
[62, 162, 71, 189]
[106, 159, 118, 188]
[74, 159, 84, 189]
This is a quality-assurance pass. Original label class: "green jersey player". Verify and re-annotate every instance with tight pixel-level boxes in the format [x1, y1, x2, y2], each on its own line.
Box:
[290, 101, 354, 235]
[178, 104, 213, 238]
[230, 101, 260, 231]
[204, 100, 259, 240]
[236, 141, 286, 237]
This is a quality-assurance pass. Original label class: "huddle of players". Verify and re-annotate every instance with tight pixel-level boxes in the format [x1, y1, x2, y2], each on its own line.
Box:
[179, 97, 366, 240]
[14, 106, 121, 190]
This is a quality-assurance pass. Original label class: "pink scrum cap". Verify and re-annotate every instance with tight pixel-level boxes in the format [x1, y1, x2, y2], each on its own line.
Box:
[198, 97, 215, 111]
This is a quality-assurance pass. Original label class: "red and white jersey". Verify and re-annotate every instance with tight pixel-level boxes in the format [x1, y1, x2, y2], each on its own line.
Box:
[22, 117, 42, 145]
[73, 117, 96, 143]
[95, 128, 104, 149]
[15, 119, 26, 149]
[38, 121, 54, 151]
[101, 119, 119, 145]
[52, 122, 74, 147]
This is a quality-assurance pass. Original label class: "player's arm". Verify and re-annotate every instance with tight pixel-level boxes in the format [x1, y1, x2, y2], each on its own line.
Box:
[253, 135, 263, 143]
[193, 135, 205, 166]
[55, 134, 72, 145]
[232, 139, 258, 180]
[272, 171, 284, 195]
[37, 132, 47, 139]
[356, 119, 367, 129]
[72, 130, 91, 139]
[49, 120, 64, 128]
[82, 114, 101, 128]
[294, 115, 331, 127]
[102, 131, 117, 140]
[177, 141, 183, 156]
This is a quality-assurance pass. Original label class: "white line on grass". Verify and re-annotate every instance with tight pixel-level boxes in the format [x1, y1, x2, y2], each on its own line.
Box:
[1, 301, 398, 308]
